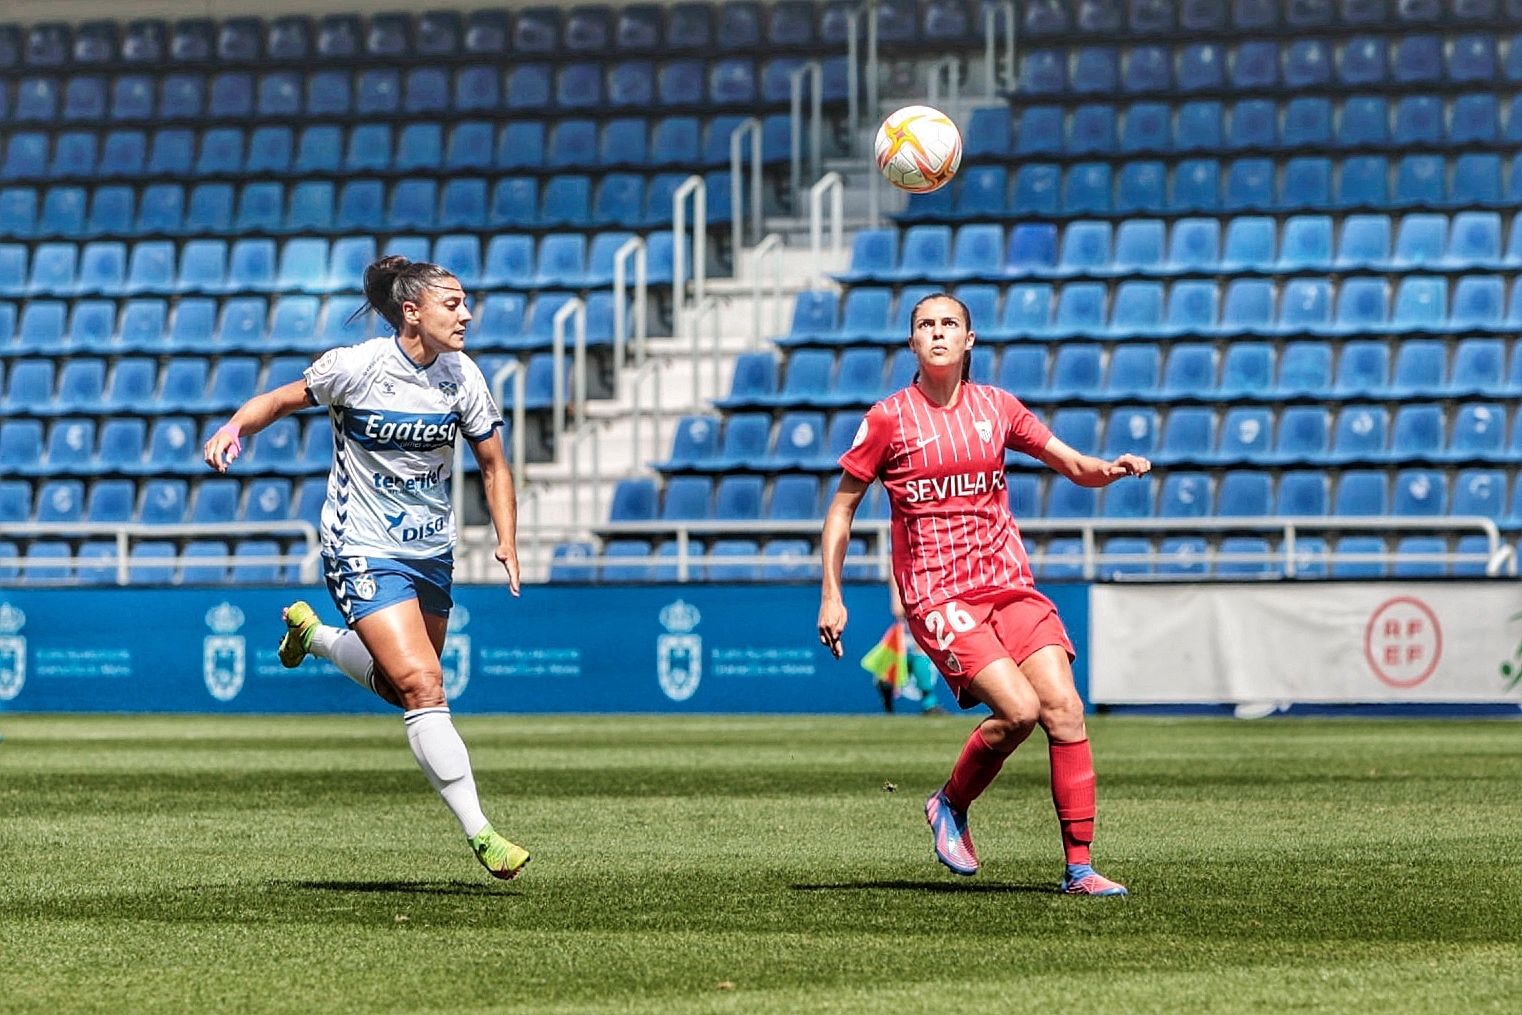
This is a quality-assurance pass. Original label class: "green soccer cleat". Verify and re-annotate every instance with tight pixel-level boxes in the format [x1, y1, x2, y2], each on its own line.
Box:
[278, 601, 320, 669]
[470, 824, 531, 881]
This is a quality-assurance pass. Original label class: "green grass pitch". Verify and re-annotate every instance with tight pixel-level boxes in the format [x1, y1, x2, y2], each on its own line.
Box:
[2, 715, 1519, 1013]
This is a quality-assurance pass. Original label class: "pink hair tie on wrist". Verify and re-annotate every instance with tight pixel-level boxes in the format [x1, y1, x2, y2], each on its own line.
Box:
[216, 424, 243, 466]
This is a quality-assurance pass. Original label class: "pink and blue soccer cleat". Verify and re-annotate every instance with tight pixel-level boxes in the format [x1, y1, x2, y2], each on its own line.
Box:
[925, 788, 979, 876]
[1061, 863, 1128, 896]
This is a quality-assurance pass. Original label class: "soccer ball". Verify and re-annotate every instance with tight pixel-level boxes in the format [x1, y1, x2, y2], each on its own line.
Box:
[874, 105, 963, 194]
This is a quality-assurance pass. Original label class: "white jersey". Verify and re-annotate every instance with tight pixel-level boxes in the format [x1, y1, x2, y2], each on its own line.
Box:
[302, 337, 502, 559]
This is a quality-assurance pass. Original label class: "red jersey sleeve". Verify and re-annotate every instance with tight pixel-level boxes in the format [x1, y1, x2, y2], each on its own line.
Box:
[998, 389, 1054, 459]
[838, 402, 895, 482]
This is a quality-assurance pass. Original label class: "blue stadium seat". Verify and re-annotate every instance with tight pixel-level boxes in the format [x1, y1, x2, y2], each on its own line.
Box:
[1057, 221, 1111, 276]
[1275, 341, 1333, 396]
[1384, 404, 1445, 464]
[53, 362, 105, 414]
[1052, 283, 1106, 337]
[1216, 342, 1273, 399]
[599, 540, 655, 583]
[1338, 36, 1387, 85]
[1393, 34, 1443, 83]
[1170, 159, 1219, 213]
[1389, 339, 1447, 398]
[1338, 155, 1389, 208]
[1166, 218, 1219, 273]
[1277, 280, 1332, 335]
[1231, 41, 1279, 89]
[1011, 164, 1058, 215]
[1103, 406, 1159, 459]
[1286, 39, 1332, 88]
[0, 420, 43, 475]
[1221, 279, 1273, 336]
[1393, 96, 1443, 146]
[714, 475, 764, 520]
[1110, 221, 1165, 276]
[1120, 103, 1171, 154]
[1217, 471, 1271, 517]
[1451, 469, 1506, 524]
[137, 478, 188, 524]
[1332, 341, 1390, 400]
[1020, 49, 1065, 95]
[1015, 106, 1064, 156]
[1215, 407, 1273, 464]
[1448, 339, 1507, 397]
[1110, 282, 1165, 336]
[1278, 157, 1333, 212]
[1444, 404, 1506, 462]
[1283, 98, 1332, 148]
[1450, 275, 1505, 332]
[1270, 406, 1330, 465]
[1047, 344, 1103, 399]
[1156, 406, 1215, 465]
[1278, 216, 1334, 271]
[1063, 163, 1111, 215]
[1073, 46, 1119, 95]
[1220, 216, 1274, 273]
[1115, 162, 1165, 214]
[1390, 275, 1446, 332]
[1227, 99, 1276, 151]
[1392, 469, 1447, 516]
[1276, 471, 1328, 517]
[86, 478, 136, 522]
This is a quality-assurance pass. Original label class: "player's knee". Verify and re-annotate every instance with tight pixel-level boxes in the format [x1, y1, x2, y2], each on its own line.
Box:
[1040, 696, 1087, 739]
[388, 664, 446, 709]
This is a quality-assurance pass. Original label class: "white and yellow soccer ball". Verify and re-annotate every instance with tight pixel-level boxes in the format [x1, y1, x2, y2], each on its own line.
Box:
[874, 105, 963, 194]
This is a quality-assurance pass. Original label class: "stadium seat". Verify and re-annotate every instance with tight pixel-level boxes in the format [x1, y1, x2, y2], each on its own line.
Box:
[1276, 471, 1329, 516]
[1215, 407, 1273, 465]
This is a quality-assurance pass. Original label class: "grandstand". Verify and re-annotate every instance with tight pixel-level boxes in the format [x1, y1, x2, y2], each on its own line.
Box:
[1, 0, 1519, 586]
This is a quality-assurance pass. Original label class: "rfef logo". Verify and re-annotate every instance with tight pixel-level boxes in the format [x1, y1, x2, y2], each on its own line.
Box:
[1364, 597, 1441, 689]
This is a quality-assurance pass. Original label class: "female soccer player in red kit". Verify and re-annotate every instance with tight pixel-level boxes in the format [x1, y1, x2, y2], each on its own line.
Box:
[816, 294, 1150, 895]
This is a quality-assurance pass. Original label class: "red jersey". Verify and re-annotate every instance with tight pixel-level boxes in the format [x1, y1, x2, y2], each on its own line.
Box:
[838, 381, 1053, 615]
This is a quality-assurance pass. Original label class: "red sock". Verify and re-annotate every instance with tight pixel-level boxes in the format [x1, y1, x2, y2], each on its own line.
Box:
[1049, 738, 1097, 865]
[943, 726, 1015, 811]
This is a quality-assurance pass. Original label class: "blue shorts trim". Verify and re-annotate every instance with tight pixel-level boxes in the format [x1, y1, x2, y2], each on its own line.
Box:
[323, 553, 454, 627]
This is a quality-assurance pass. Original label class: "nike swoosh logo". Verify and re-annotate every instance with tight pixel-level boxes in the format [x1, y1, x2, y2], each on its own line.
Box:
[915, 434, 941, 449]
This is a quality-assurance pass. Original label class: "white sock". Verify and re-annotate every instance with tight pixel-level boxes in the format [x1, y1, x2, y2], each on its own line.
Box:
[403, 707, 489, 839]
[310, 625, 377, 694]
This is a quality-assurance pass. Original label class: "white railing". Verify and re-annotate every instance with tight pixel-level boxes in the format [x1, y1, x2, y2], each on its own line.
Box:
[0, 521, 321, 584]
[728, 116, 764, 264]
[671, 174, 706, 335]
[611, 234, 647, 371]
[523, 516, 1517, 583]
[845, 1, 880, 145]
[809, 172, 845, 286]
[926, 54, 962, 109]
[749, 232, 786, 348]
[488, 357, 528, 491]
[983, 0, 1018, 97]
[789, 59, 824, 215]
[686, 296, 724, 411]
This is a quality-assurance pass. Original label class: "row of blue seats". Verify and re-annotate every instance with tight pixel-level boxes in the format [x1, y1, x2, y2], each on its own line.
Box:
[730, 337, 1522, 406]
[0, 539, 308, 586]
[967, 94, 1522, 160]
[0, 3, 942, 70]
[0, 477, 326, 527]
[0, 174, 733, 238]
[847, 215, 1522, 283]
[0, 118, 789, 182]
[0, 231, 678, 298]
[0, 56, 850, 125]
[660, 400, 1522, 476]
[903, 153, 1522, 220]
[785, 277, 1522, 345]
[0, 292, 617, 358]
[608, 468, 1522, 525]
[549, 533, 1505, 583]
[0, 415, 324, 473]
[1019, 33, 1522, 97]
[1018, 0, 1514, 37]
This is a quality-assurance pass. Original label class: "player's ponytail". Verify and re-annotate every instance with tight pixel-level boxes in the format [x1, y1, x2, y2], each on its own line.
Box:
[353, 255, 456, 334]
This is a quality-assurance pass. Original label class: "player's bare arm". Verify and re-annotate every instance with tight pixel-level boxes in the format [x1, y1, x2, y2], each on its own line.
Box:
[817, 473, 871, 658]
[202, 379, 313, 473]
[469, 429, 521, 597]
[1036, 436, 1152, 489]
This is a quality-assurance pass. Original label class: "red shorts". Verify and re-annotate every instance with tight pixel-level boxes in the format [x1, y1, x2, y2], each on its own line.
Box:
[905, 588, 1075, 709]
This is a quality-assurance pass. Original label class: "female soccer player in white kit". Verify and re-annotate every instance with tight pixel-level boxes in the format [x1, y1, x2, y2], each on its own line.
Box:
[203, 255, 529, 880]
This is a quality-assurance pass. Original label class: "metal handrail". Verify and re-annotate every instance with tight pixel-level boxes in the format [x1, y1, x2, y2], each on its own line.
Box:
[488, 358, 528, 496]
[983, 0, 1018, 97]
[551, 297, 588, 526]
[0, 520, 320, 585]
[728, 117, 764, 265]
[749, 232, 786, 348]
[687, 297, 723, 411]
[809, 173, 845, 286]
[927, 54, 961, 110]
[789, 59, 824, 215]
[845, 1, 881, 146]
[671, 174, 706, 336]
[611, 235, 648, 370]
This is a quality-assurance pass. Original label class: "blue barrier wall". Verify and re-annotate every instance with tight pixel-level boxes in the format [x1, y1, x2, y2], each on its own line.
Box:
[0, 584, 1090, 714]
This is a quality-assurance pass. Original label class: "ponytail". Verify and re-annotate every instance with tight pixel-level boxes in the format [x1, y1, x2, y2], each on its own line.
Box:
[352, 255, 456, 333]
